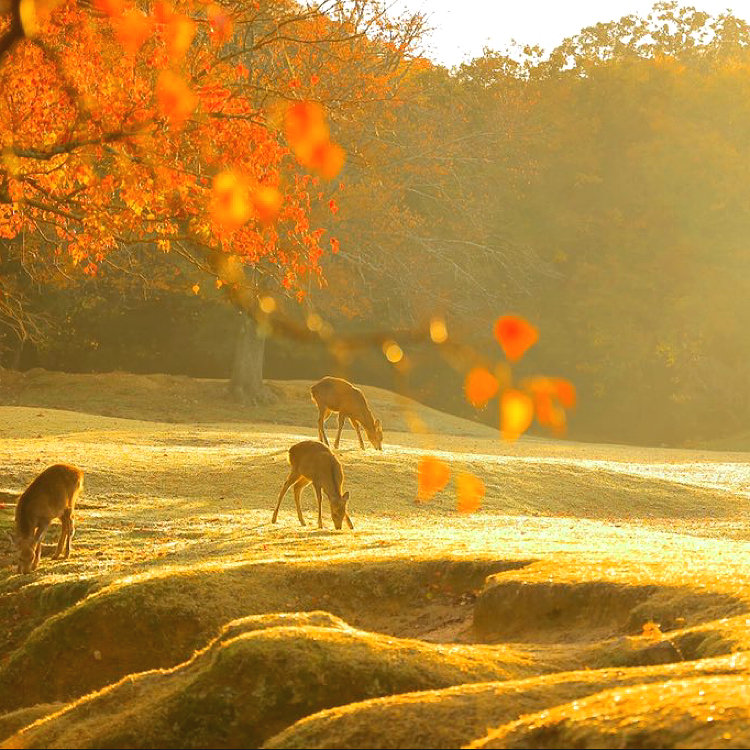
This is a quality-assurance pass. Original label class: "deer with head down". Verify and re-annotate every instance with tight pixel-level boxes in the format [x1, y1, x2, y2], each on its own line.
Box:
[12, 463, 83, 574]
[272, 440, 353, 530]
[310, 376, 383, 451]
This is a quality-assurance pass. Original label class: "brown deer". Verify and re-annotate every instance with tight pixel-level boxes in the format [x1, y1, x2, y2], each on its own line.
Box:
[13, 463, 84, 574]
[272, 440, 353, 530]
[310, 376, 383, 451]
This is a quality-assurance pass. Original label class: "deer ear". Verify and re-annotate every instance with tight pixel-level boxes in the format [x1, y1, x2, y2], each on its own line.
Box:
[342, 491, 350, 502]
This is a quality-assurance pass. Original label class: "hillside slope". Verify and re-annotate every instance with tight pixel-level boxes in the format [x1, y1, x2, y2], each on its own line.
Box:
[0, 370, 749, 748]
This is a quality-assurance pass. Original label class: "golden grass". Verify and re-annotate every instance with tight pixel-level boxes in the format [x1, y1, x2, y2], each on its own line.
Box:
[5, 613, 535, 749]
[1, 369, 750, 748]
[265, 652, 750, 749]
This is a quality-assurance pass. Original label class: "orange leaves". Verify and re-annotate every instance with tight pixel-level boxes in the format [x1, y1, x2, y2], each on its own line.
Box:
[464, 367, 499, 408]
[207, 3, 233, 45]
[211, 171, 283, 230]
[284, 101, 345, 180]
[456, 472, 484, 514]
[523, 376, 577, 434]
[462, 315, 576, 442]
[113, 9, 153, 56]
[93, 0, 125, 17]
[418, 457, 484, 514]
[417, 456, 450, 501]
[310, 142, 345, 180]
[156, 70, 197, 127]
[501, 389, 534, 441]
[494, 315, 538, 362]
[285, 101, 327, 147]
[552, 378, 576, 409]
[641, 621, 663, 641]
[165, 13, 195, 60]
[211, 171, 252, 229]
[249, 185, 282, 226]
[104, 0, 194, 60]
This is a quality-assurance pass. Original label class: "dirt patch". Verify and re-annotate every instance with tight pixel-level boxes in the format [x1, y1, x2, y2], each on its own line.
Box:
[4, 612, 527, 749]
[473, 578, 746, 644]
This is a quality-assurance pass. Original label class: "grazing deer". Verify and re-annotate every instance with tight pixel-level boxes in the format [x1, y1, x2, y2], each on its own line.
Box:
[13, 464, 84, 574]
[310, 376, 383, 451]
[272, 440, 353, 530]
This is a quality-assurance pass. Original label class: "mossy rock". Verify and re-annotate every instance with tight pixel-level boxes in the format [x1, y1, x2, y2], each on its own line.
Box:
[0, 704, 64, 743]
[470, 673, 750, 749]
[0, 557, 516, 713]
[264, 652, 750, 750]
[5, 612, 521, 749]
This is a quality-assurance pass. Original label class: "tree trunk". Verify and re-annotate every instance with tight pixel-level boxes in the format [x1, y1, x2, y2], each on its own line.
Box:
[229, 314, 275, 404]
[8, 336, 25, 370]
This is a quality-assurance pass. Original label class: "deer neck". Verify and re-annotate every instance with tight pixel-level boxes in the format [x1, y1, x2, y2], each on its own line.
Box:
[357, 404, 375, 431]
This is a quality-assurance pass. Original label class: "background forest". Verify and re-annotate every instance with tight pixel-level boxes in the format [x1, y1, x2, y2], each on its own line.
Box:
[3, 1, 749, 447]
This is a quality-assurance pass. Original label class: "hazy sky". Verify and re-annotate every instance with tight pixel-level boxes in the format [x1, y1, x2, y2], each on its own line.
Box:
[388, 0, 749, 66]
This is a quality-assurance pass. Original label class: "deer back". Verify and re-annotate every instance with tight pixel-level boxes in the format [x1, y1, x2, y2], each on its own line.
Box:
[311, 377, 376, 429]
[15, 464, 83, 537]
[289, 441, 344, 498]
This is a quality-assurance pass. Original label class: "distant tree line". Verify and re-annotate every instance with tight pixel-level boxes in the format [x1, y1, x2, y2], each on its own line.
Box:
[4, 2, 750, 446]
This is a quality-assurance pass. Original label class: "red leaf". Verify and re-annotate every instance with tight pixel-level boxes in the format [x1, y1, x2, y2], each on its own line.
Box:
[464, 367, 499, 408]
[493, 315, 538, 362]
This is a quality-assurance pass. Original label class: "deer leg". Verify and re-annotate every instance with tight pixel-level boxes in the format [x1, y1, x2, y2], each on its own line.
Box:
[334, 413, 346, 449]
[52, 515, 67, 560]
[61, 485, 82, 559]
[314, 485, 324, 529]
[272, 471, 299, 524]
[318, 409, 331, 445]
[352, 419, 365, 449]
[293, 478, 311, 526]
[32, 521, 50, 570]
[54, 509, 73, 559]
[345, 512, 354, 530]
[65, 515, 75, 558]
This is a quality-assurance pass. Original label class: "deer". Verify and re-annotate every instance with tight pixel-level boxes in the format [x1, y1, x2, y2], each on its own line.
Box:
[272, 440, 353, 530]
[12, 463, 84, 574]
[310, 376, 383, 451]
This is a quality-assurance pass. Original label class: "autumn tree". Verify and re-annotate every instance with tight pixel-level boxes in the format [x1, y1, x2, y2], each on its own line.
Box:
[0, 0, 424, 401]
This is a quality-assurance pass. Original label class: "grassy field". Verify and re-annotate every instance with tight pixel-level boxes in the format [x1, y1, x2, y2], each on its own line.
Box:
[1, 369, 750, 748]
